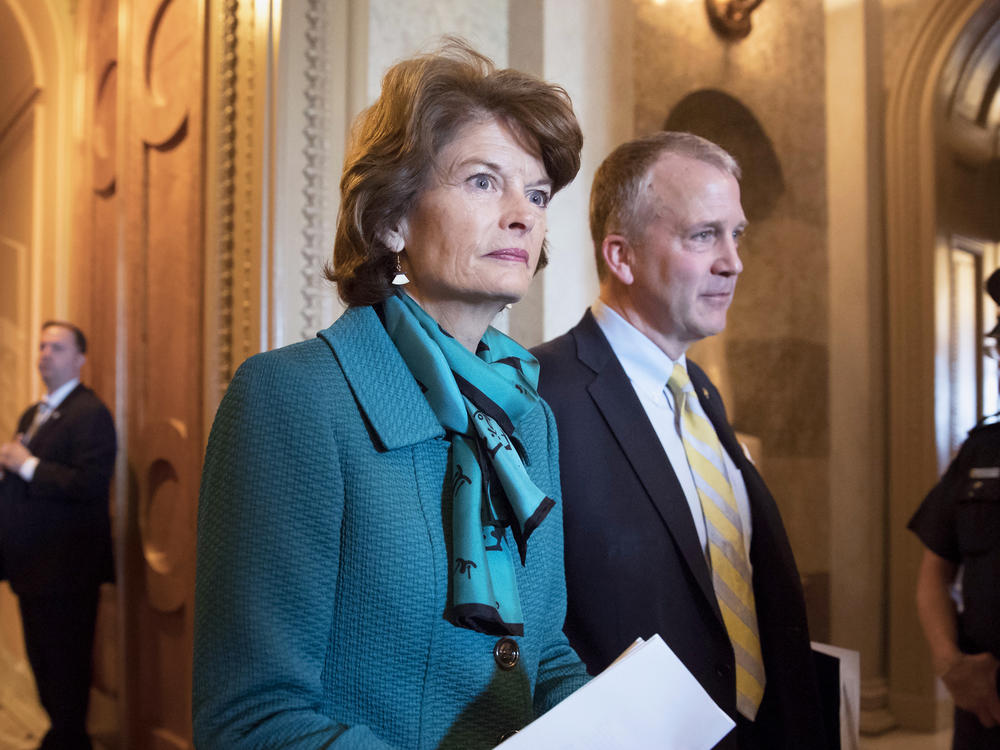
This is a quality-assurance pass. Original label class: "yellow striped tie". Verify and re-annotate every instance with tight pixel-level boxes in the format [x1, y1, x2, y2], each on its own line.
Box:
[667, 363, 765, 719]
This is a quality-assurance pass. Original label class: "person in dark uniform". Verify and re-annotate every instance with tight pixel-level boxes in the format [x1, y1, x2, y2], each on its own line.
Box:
[910, 270, 1000, 750]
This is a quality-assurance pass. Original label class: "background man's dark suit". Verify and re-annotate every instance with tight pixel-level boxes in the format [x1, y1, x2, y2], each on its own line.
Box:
[534, 311, 825, 749]
[0, 383, 115, 749]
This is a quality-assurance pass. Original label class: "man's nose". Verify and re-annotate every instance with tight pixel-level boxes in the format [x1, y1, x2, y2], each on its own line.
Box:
[716, 234, 743, 276]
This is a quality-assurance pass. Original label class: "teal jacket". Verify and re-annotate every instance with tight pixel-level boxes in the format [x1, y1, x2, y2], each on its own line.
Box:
[193, 306, 589, 749]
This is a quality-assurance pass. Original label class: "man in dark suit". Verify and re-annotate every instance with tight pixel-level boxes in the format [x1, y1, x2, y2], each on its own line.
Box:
[533, 132, 825, 749]
[0, 321, 116, 750]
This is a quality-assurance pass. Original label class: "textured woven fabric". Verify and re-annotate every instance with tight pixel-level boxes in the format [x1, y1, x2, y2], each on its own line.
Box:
[193, 305, 588, 749]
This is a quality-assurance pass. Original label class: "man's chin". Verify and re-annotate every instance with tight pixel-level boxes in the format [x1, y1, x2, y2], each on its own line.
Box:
[693, 318, 728, 340]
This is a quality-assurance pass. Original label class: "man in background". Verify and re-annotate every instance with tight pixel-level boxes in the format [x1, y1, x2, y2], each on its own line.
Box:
[0, 321, 116, 750]
[533, 132, 824, 749]
[910, 269, 1000, 750]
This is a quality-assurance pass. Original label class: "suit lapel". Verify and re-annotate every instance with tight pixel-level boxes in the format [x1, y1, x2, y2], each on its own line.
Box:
[26, 384, 83, 449]
[690, 363, 777, 568]
[572, 312, 719, 615]
[318, 305, 444, 451]
[690, 366, 740, 463]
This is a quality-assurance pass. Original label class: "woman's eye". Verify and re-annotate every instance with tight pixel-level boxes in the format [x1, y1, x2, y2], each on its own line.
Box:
[471, 174, 493, 190]
[527, 190, 550, 208]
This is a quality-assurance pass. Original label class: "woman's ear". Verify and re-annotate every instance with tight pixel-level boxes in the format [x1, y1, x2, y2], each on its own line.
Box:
[601, 234, 636, 285]
[380, 227, 405, 254]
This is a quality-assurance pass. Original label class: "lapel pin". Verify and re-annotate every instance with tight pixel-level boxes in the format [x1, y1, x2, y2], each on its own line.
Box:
[701, 387, 710, 400]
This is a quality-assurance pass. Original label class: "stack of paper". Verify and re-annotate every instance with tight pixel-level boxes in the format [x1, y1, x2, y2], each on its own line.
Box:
[498, 634, 735, 749]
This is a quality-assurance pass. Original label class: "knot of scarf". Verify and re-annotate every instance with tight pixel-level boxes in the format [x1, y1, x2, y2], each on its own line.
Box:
[383, 293, 554, 636]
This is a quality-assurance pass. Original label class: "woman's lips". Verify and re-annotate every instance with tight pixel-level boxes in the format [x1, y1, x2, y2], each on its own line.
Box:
[486, 248, 530, 265]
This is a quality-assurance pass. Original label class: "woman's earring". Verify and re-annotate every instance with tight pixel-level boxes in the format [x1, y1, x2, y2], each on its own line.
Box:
[392, 255, 409, 286]
[381, 228, 409, 285]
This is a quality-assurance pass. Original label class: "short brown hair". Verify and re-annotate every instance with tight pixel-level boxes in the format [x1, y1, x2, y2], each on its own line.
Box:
[328, 38, 583, 307]
[42, 320, 87, 353]
[590, 132, 740, 281]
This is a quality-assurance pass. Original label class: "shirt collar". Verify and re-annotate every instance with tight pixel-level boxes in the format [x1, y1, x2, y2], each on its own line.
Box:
[45, 378, 80, 410]
[592, 300, 689, 405]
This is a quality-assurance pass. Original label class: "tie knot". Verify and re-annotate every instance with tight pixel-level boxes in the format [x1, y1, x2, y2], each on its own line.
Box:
[666, 362, 691, 401]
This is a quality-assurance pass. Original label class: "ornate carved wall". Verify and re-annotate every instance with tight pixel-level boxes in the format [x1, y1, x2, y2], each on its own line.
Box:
[76, 0, 206, 745]
[74, 0, 123, 739]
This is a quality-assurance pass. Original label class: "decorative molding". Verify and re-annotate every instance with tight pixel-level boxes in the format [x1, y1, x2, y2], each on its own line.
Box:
[92, 62, 116, 195]
[939, 1, 1000, 164]
[299, 0, 331, 340]
[0, 85, 40, 152]
[207, 0, 270, 395]
[217, 0, 237, 392]
[137, 418, 195, 613]
[238, 0, 256, 364]
[138, 0, 188, 147]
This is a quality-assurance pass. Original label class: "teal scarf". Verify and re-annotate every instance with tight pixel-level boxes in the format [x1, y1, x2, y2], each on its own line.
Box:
[383, 292, 554, 636]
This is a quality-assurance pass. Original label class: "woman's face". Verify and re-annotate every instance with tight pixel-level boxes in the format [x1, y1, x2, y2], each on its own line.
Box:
[400, 117, 551, 322]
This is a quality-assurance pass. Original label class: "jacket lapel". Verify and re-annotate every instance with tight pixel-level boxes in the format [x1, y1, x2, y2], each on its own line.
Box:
[572, 312, 719, 615]
[26, 384, 83, 449]
[691, 364, 754, 502]
[691, 363, 776, 565]
[317, 305, 444, 451]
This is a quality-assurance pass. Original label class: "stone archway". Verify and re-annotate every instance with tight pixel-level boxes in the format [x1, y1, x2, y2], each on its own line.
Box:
[885, 0, 1000, 730]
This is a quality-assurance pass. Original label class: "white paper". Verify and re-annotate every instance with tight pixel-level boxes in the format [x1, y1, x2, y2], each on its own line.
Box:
[811, 641, 861, 750]
[497, 634, 735, 749]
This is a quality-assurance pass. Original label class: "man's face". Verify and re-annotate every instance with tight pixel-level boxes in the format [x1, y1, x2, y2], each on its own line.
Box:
[623, 154, 746, 358]
[37, 326, 84, 391]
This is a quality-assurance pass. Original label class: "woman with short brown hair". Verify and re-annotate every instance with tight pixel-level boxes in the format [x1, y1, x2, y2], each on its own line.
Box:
[194, 40, 588, 749]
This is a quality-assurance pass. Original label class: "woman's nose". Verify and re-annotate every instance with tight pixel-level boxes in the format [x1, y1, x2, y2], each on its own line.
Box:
[501, 191, 537, 233]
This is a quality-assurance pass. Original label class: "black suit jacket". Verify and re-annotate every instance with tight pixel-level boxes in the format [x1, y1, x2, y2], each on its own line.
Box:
[0, 384, 116, 596]
[533, 311, 826, 749]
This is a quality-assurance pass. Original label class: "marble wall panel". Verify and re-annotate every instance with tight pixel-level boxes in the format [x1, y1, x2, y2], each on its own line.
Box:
[367, 0, 508, 102]
[727, 339, 830, 457]
[760, 454, 831, 576]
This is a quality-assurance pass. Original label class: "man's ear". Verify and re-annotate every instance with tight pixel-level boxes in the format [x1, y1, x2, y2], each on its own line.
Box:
[601, 234, 635, 285]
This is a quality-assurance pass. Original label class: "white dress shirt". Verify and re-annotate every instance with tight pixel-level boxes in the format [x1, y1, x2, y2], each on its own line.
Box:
[18, 378, 80, 482]
[592, 301, 753, 563]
